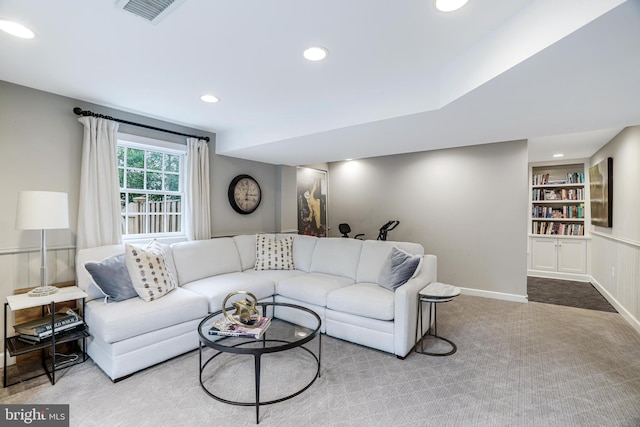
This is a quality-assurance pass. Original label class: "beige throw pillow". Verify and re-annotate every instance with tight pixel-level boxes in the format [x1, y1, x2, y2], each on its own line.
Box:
[145, 239, 177, 291]
[125, 244, 174, 302]
[254, 235, 295, 270]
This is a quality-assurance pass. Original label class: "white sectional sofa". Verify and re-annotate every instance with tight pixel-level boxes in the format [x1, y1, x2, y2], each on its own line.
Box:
[76, 234, 437, 381]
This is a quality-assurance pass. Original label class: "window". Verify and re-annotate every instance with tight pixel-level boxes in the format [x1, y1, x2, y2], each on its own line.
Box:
[117, 134, 186, 238]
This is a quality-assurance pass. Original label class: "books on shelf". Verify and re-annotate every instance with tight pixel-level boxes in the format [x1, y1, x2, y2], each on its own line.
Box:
[532, 172, 584, 185]
[18, 323, 86, 343]
[14, 309, 84, 339]
[532, 221, 584, 236]
[208, 316, 271, 339]
[532, 188, 584, 201]
[532, 173, 550, 185]
[532, 204, 584, 219]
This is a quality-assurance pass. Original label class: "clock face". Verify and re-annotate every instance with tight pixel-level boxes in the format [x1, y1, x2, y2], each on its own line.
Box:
[228, 175, 261, 214]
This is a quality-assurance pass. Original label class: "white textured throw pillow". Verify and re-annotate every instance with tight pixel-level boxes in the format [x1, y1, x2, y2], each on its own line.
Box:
[255, 235, 295, 270]
[125, 244, 174, 302]
[377, 246, 422, 291]
[145, 239, 177, 291]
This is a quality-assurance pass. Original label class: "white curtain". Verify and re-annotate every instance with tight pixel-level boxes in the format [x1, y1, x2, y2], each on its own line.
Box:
[185, 137, 211, 240]
[77, 116, 122, 250]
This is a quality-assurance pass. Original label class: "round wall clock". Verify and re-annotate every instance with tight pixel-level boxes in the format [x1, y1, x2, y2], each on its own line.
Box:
[228, 174, 262, 214]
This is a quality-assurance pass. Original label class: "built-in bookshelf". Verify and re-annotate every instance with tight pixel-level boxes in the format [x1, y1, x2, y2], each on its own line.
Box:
[528, 161, 590, 280]
[531, 164, 586, 236]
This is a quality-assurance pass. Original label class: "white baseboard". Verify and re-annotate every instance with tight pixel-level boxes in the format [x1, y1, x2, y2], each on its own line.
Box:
[590, 276, 640, 335]
[458, 287, 528, 304]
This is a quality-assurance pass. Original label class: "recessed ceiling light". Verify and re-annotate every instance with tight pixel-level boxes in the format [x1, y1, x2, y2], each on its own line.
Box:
[553, 153, 565, 158]
[200, 94, 219, 103]
[303, 46, 328, 62]
[435, 0, 469, 12]
[0, 20, 35, 39]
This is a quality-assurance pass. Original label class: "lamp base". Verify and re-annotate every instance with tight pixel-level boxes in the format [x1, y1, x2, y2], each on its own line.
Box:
[28, 285, 59, 297]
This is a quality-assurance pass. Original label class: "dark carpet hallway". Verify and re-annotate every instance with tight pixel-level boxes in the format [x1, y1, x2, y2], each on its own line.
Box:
[527, 276, 617, 312]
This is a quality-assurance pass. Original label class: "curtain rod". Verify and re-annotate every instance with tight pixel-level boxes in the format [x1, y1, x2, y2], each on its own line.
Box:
[73, 107, 210, 142]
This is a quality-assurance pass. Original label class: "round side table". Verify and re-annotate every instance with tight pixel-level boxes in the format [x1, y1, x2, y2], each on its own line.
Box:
[415, 282, 461, 356]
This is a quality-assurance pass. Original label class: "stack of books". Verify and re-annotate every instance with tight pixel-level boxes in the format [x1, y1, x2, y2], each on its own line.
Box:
[208, 316, 271, 339]
[14, 308, 84, 343]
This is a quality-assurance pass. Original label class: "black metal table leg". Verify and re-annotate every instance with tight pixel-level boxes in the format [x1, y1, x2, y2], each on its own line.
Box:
[254, 354, 261, 424]
[3, 303, 7, 388]
[318, 332, 322, 378]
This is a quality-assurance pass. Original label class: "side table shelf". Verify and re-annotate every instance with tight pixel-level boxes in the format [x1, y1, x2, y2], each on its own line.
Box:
[3, 287, 89, 387]
[6, 329, 89, 356]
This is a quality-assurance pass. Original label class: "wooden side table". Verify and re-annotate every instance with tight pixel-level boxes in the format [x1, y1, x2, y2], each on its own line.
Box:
[4, 286, 89, 387]
[415, 282, 461, 356]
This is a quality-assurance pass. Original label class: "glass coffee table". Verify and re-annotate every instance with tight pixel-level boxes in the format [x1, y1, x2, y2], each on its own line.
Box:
[197, 302, 321, 424]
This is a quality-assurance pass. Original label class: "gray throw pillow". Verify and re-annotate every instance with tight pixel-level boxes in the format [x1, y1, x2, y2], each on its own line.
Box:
[377, 247, 421, 291]
[85, 254, 137, 302]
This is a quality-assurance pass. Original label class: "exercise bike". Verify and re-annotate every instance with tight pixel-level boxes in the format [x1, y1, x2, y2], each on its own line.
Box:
[377, 220, 399, 241]
[338, 223, 364, 240]
[339, 220, 399, 241]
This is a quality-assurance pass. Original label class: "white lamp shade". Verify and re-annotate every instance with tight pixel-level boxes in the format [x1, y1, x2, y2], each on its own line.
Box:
[16, 191, 69, 230]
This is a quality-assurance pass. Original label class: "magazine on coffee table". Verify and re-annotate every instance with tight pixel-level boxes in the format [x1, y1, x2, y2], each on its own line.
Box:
[208, 316, 271, 339]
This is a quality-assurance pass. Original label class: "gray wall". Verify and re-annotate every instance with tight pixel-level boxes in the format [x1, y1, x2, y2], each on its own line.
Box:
[590, 127, 640, 242]
[0, 80, 287, 251]
[589, 126, 640, 330]
[328, 140, 529, 298]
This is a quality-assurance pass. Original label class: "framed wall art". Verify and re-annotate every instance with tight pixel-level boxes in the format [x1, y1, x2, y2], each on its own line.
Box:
[589, 157, 613, 227]
[297, 167, 327, 237]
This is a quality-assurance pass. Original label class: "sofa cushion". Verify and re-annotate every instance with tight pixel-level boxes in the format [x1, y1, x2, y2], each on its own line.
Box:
[233, 234, 276, 271]
[85, 287, 208, 343]
[171, 238, 241, 285]
[309, 238, 362, 280]
[276, 273, 354, 306]
[125, 244, 175, 302]
[284, 234, 317, 273]
[377, 247, 422, 291]
[181, 272, 275, 312]
[85, 254, 137, 302]
[326, 283, 395, 321]
[244, 268, 306, 283]
[88, 319, 201, 358]
[255, 235, 294, 270]
[357, 240, 424, 284]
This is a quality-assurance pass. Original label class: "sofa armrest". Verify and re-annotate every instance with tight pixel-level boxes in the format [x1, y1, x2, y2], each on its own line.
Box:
[393, 254, 437, 357]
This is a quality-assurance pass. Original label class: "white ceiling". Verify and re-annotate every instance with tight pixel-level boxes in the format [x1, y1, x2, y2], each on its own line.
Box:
[1, 0, 638, 166]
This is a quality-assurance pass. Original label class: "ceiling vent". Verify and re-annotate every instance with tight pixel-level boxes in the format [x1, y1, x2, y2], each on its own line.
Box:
[116, 0, 186, 24]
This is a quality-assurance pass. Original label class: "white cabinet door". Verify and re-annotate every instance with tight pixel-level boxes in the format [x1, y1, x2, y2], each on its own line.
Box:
[531, 238, 558, 271]
[557, 239, 587, 274]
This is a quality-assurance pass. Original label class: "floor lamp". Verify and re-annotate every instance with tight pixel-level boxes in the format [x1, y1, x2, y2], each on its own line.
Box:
[16, 191, 69, 297]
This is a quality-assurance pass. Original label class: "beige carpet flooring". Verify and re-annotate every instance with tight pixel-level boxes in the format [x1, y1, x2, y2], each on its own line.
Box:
[2, 295, 640, 426]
